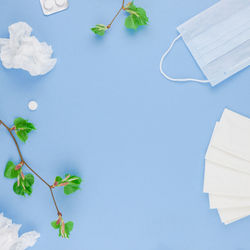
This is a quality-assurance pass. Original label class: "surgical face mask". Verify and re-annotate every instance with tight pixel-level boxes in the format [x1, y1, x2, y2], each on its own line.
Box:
[160, 0, 250, 86]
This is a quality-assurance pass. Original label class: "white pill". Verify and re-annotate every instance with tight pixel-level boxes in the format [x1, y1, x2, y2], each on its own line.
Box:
[44, 0, 54, 10]
[55, 0, 66, 7]
[28, 101, 38, 111]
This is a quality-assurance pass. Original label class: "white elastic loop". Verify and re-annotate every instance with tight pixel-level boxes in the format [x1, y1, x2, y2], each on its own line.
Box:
[160, 34, 210, 83]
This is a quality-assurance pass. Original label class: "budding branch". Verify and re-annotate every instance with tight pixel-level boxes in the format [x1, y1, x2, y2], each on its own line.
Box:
[107, 0, 125, 29]
[0, 120, 62, 217]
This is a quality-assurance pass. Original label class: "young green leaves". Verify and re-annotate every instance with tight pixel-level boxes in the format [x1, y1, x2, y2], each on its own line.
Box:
[91, 24, 108, 36]
[3, 118, 36, 196]
[50, 174, 80, 238]
[52, 174, 82, 195]
[91, 1, 148, 36]
[51, 215, 74, 238]
[13, 118, 36, 142]
[4, 161, 35, 196]
[13, 174, 34, 196]
[50, 174, 81, 238]
[124, 2, 148, 30]
[4, 161, 19, 179]
[1, 118, 81, 239]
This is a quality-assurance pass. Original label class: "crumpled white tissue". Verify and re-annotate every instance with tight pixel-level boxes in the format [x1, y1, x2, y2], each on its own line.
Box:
[0, 213, 40, 250]
[0, 22, 57, 76]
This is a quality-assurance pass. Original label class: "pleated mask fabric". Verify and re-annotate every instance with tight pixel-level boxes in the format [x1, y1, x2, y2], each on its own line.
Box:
[160, 0, 250, 86]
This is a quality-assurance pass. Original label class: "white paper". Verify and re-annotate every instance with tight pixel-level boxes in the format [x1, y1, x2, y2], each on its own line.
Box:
[0, 213, 40, 250]
[210, 110, 250, 162]
[209, 194, 250, 209]
[209, 193, 250, 224]
[206, 143, 250, 175]
[224, 215, 247, 225]
[203, 109, 250, 224]
[218, 207, 250, 223]
[204, 160, 250, 197]
[220, 109, 250, 131]
[0, 22, 57, 76]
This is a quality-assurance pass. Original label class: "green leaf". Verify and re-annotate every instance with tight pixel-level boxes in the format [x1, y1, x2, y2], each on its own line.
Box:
[55, 176, 63, 183]
[91, 24, 108, 36]
[14, 118, 36, 142]
[70, 176, 82, 185]
[124, 2, 148, 30]
[24, 174, 34, 187]
[13, 181, 25, 196]
[64, 184, 80, 195]
[23, 174, 34, 195]
[14, 118, 36, 130]
[51, 218, 73, 238]
[24, 185, 33, 195]
[14, 118, 28, 129]
[65, 221, 74, 237]
[54, 174, 81, 194]
[125, 2, 137, 14]
[4, 161, 18, 179]
[125, 15, 139, 30]
[26, 122, 36, 130]
[16, 130, 28, 142]
[66, 174, 82, 185]
[51, 220, 60, 229]
[12, 174, 34, 196]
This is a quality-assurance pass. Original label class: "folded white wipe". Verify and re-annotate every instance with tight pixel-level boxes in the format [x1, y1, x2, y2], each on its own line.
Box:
[0, 22, 57, 76]
[0, 213, 40, 250]
[204, 109, 250, 225]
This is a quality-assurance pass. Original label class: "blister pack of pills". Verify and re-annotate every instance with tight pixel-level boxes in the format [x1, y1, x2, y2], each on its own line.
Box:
[40, 0, 69, 15]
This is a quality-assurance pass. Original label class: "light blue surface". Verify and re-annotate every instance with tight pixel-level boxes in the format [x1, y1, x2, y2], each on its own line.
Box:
[0, 0, 250, 249]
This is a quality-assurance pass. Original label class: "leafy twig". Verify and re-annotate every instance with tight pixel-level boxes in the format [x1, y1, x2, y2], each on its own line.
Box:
[107, 0, 125, 29]
[91, 1, 148, 36]
[0, 118, 82, 238]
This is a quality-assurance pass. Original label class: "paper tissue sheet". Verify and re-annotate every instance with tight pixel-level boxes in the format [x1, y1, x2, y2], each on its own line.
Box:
[209, 195, 250, 209]
[0, 22, 57, 76]
[0, 213, 40, 250]
[203, 109, 250, 224]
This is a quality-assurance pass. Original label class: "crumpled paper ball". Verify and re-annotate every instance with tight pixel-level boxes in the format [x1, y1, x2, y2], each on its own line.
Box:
[0, 22, 57, 76]
[0, 213, 40, 250]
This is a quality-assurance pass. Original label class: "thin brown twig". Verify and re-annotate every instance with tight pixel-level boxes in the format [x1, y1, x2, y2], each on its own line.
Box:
[50, 187, 61, 216]
[0, 121, 24, 162]
[107, 0, 125, 28]
[0, 120, 62, 217]
[23, 161, 50, 187]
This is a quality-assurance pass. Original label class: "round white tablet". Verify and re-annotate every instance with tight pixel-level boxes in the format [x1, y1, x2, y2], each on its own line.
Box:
[44, 0, 54, 10]
[55, 0, 66, 7]
[28, 101, 38, 111]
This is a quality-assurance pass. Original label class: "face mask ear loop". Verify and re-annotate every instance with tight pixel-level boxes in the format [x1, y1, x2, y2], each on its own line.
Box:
[160, 34, 210, 83]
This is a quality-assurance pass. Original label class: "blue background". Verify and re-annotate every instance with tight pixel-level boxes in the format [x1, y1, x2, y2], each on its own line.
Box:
[0, 0, 250, 249]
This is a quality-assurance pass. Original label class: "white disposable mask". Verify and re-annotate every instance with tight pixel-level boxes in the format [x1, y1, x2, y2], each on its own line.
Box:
[160, 0, 250, 86]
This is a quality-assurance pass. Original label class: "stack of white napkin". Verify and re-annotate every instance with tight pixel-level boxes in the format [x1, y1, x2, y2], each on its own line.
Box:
[204, 108, 250, 225]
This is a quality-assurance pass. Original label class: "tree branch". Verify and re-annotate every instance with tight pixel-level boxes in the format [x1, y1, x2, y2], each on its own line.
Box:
[0, 120, 62, 216]
[107, 0, 125, 28]
[50, 187, 61, 216]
